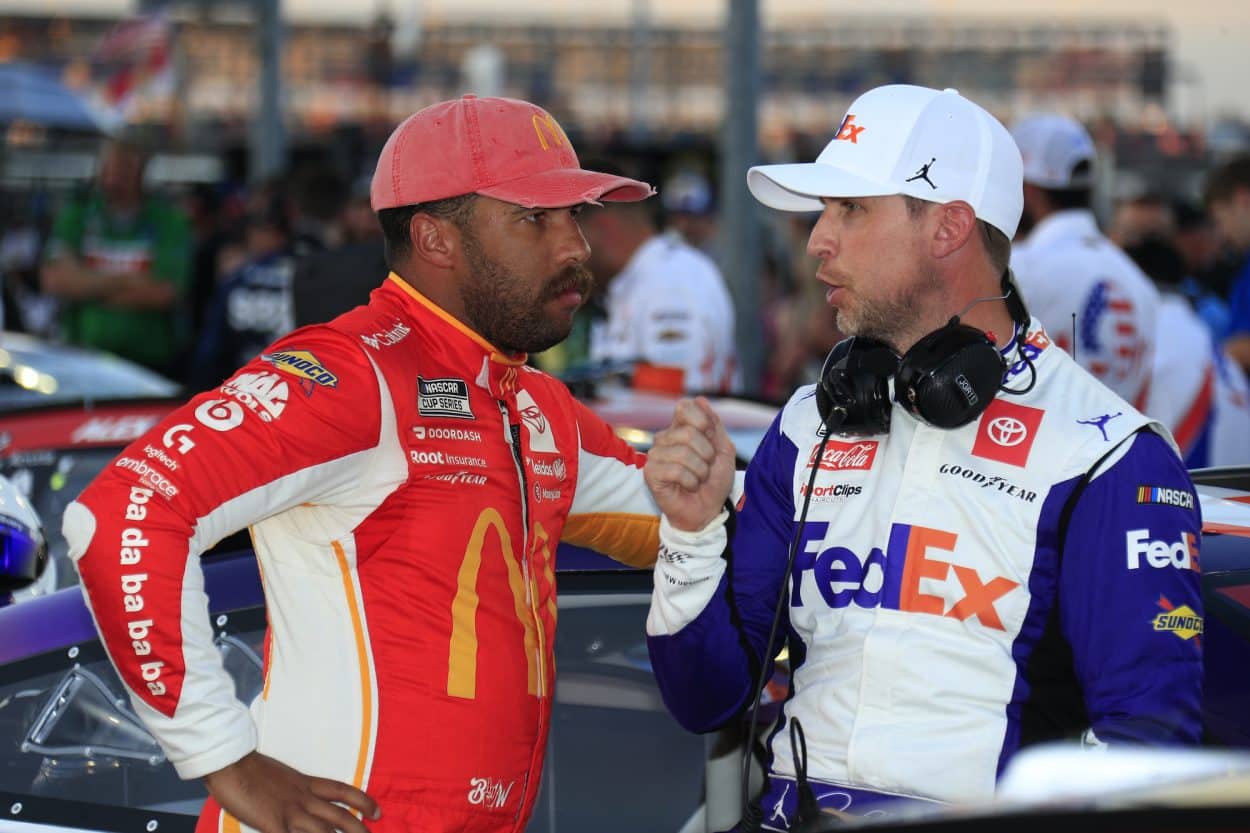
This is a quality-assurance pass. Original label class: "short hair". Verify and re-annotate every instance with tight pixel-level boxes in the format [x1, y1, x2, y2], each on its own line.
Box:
[902, 195, 1011, 275]
[377, 193, 476, 270]
[1205, 154, 1250, 207]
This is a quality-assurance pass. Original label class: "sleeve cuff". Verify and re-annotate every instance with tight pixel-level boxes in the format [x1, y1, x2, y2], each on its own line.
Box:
[649, 509, 730, 636]
[659, 508, 728, 556]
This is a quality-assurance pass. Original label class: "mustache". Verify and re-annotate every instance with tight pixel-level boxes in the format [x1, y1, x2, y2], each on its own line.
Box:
[544, 265, 593, 300]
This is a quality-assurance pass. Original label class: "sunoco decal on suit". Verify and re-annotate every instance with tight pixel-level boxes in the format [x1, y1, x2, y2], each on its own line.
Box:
[262, 350, 339, 395]
[418, 376, 475, 420]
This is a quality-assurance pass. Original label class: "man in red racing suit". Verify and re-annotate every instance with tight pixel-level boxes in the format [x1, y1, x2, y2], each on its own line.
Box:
[64, 96, 661, 833]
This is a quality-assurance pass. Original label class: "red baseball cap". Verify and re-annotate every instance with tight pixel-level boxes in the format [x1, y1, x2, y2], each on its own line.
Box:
[371, 95, 655, 211]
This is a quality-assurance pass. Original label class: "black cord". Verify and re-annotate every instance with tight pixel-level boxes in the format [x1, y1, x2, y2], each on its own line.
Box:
[736, 412, 840, 829]
[790, 717, 822, 824]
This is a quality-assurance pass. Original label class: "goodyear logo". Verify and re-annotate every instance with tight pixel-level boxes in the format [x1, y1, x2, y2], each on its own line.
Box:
[261, 350, 339, 395]
[1152, 596, 1202, 642]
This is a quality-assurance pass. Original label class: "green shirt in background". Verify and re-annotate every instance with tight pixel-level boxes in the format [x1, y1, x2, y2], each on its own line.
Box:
[44, 192, 190, 372]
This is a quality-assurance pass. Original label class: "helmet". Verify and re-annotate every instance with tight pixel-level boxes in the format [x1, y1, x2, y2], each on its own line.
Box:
[0, 473, 48, 597]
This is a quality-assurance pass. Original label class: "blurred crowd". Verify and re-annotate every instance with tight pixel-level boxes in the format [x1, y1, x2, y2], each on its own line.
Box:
[2, 129, 1250, 466]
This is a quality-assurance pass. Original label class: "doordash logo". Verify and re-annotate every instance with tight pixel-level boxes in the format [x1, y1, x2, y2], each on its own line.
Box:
[808, 440, 878, 472]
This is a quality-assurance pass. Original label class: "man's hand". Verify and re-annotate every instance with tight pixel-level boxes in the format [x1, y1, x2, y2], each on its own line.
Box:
[203, 751, 381, 833]
[644, 397, 737, 532]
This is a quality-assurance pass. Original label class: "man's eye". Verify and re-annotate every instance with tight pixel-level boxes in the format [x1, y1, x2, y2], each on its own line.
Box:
[841, 200, 861, 212]
[569, 205, 584, 218]
[522, 211, 545, 224]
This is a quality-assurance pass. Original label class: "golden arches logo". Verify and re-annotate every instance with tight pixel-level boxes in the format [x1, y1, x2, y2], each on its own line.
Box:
[531, 113, 569, 151]
[447, 509, 554, 699]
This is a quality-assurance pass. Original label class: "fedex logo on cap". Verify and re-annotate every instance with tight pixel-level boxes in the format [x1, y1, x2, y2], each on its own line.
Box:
[792, 522, 1019, 630]
[971, 400, 1045, 468]
[834, 114, 866, 144]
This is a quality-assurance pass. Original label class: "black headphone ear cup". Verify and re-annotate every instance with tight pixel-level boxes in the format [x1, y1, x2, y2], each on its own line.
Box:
[895, 323, 1005, 429]
[817, 337, 898, 435]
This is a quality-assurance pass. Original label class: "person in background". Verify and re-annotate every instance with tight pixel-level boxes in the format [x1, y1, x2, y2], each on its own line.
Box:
[1204, 154, 1250, 374]
[1129, 235, 1250, 467]
[40, 138, 190, 375]
[580, 167, 739, 394]
[1010, 114, 1159, 410]
[65, 95, 662, 833]
[190, 190, 296, 392]
[287, 164, 349, 257]
[1110, 190, 1175, 248]
[1172, 201, 1233, 342]
[0, 190, 56, 337]
[643, 85, 1201, 829]
[661, 169, 721, 262]
[292, 174, 386, 328]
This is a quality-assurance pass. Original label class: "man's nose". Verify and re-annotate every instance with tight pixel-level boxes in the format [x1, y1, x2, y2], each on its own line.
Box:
[557, 210, 591, 266]
[807, 210, 838, 261]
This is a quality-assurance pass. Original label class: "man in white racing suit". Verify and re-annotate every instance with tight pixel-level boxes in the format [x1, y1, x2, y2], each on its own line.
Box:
[642, 86, 1202, 831]
[1010, 114, 1159, 411]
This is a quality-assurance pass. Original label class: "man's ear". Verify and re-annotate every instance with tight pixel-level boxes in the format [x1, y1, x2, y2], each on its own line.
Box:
[410, 212, 460, 269]
[931, 201, 978, 259]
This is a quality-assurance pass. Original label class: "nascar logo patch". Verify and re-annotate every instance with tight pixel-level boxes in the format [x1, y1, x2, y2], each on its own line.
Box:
[1135, 485, 1195, 510]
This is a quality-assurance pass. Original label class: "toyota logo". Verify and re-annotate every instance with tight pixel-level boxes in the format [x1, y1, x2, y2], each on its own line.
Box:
[988, 417, 1027, 447]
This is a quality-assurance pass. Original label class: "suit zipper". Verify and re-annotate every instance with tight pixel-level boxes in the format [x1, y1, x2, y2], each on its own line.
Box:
[499, 400, 548, 825]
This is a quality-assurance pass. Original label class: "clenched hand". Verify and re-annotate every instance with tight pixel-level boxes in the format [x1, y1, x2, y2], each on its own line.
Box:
[203, 751, 381, 833]
[644, 397, 737, 532]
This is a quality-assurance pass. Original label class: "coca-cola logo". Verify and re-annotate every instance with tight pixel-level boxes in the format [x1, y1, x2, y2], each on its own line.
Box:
[808, 440, 879, 472]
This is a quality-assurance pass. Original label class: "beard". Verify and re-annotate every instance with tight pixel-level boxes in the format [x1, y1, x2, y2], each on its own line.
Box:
[458, 227, 593, 355]
[835, 261, 944, 351]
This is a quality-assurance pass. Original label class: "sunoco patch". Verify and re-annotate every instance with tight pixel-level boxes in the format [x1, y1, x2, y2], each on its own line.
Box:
[418, 376, 474, 420]
[262, 350, 339, 396]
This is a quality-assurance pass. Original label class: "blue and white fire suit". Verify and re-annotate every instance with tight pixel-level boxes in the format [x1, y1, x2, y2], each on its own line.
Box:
[647, 322, 1203, 827]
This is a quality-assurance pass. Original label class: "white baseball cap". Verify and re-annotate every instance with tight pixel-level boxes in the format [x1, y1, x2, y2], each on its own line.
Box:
[748, 84, 1024, 238]
[1010, 113, 1096, 190]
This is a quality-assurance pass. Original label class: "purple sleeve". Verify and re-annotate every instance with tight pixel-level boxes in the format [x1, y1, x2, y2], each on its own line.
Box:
[647, 410, 799, 733]
[1060, 429, 1204, 744]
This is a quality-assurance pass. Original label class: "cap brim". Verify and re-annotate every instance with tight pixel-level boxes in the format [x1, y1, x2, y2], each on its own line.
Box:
[478, 168, 655, 209]
[747, 163, 896, 212]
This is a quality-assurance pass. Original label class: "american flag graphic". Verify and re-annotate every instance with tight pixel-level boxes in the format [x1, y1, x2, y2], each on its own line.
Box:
[1080, 280, 1143, 386]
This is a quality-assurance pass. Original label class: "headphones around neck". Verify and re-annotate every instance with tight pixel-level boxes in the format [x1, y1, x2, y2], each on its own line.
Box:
[815, 275, 1034, 435]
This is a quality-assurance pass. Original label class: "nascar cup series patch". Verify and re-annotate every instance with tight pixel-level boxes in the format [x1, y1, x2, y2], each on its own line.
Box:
[261, 350, 339, 396]
[418, 376, 475, 420]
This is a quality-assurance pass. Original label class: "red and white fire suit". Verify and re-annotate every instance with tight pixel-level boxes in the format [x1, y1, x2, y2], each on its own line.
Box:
[63, 274, 660, 833]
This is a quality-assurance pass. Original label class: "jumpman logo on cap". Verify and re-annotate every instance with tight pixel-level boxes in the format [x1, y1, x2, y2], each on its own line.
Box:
[905, 158, 937, 190]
